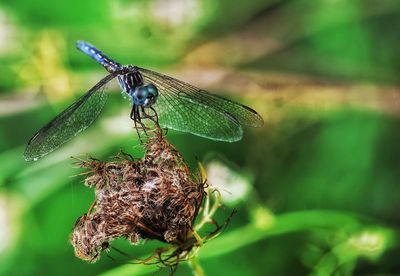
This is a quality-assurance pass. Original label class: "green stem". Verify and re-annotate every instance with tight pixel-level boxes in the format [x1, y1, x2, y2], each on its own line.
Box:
[195, 188, 221, 231]
[188, 257, 205, 276]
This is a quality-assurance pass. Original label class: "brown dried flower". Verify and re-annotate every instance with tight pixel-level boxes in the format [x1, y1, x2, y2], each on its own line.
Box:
[70, 131, 205, 263]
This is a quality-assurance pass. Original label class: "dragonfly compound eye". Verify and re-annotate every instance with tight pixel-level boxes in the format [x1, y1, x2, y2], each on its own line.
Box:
[143, 84, 158, 107]
[132, 86, 149, 105]
[146, 83, 158, 97]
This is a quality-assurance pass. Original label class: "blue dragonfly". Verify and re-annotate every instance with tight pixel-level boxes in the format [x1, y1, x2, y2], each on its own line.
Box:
[24, 41, 264, 161]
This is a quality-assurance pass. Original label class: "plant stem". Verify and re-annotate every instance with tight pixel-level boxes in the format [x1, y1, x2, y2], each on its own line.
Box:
[188, 257, 205, 276]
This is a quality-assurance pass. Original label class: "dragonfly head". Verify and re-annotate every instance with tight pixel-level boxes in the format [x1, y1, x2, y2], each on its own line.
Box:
[130, 84, 159, 107]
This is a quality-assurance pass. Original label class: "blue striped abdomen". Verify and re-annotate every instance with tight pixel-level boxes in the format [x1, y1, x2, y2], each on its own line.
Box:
[76, 41, 121, 73]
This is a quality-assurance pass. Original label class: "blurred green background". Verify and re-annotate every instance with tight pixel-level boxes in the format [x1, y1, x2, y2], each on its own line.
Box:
[0, 0, 400, 275]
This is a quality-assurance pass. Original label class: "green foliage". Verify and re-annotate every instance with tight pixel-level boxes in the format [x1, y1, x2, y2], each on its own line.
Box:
[0, 0, 400, 275]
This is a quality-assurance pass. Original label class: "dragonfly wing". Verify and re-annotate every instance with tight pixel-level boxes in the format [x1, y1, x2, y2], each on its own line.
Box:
[159, 88, 243, 142]
[139, 68, 246, 142]
[139, 67, 263, 142]
[24, 74, 116, 161]
[138, 67, 264, 128]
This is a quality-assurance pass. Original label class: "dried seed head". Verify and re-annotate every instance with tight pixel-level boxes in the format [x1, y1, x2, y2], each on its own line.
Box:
[71, 133, 204, 262]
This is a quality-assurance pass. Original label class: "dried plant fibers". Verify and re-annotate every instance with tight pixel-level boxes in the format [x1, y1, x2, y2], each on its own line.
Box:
[70, 132, 204, 262]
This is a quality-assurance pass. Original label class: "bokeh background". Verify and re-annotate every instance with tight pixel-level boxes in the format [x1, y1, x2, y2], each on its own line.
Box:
[1, 0, 400, 275]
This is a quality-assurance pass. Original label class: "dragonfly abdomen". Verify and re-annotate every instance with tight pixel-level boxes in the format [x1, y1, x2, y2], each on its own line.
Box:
[76, 41, 121, 73]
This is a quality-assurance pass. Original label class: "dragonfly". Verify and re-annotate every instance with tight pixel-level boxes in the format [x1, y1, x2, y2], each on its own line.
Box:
[24, 41, 264, 161]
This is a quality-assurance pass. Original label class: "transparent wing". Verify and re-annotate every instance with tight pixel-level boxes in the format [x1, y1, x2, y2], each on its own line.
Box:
[24, 74, 116, 161]
[139, 67, 263, 142]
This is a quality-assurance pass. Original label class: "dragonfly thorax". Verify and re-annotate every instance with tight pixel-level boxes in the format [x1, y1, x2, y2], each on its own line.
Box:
[130, 84, 159, 107]
[117, 68, 158, 107]
[117, 70, 144, 93]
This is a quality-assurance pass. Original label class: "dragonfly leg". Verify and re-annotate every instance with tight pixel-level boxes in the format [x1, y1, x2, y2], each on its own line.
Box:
[138, 106, 150, 137]
[148, 106, 159, 124]
[131, 105, 145, 143]
[140, 106, 167, 136]
[139, 106, 159, 125]
[130, 104, 136, 121]
[148, 106, 168, 136]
